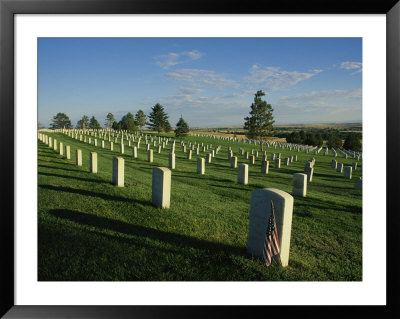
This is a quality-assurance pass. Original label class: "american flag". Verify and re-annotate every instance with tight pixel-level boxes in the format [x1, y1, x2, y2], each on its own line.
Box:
[263, 200, 280, 267]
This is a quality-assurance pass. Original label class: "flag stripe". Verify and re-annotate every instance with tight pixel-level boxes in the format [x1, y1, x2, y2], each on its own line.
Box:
[263, 201, 280, 267]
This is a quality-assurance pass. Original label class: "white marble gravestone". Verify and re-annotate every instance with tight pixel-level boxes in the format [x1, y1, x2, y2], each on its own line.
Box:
[238, 163, 249, 185]
[292, 173, 307, 197]
[261, 160, 269, 174]
[197, 157, 205, 174]
[112, 157, 124, 187]
[231, 156, 238, 168]
[344, 166, 352, 179]
[152, 167, 171, 209]
[247, 188, 294, 267]
[169, 152, 175, 169]
[76, 149, 82, 166]
[90, 152, 97, 173]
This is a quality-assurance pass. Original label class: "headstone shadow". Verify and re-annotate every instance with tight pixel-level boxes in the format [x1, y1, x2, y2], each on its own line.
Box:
[39, 184, 152, 207]
[48, 208, 247, 258]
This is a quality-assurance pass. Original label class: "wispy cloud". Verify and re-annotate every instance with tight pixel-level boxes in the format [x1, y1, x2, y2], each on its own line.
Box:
[155, 50, 204, 69]
[244, 65, 322, 91]
[340, 61, 362, 74]
[178, 87, 204, 95]
[165, 68, 240, 88]
[276, 88, 362, 108]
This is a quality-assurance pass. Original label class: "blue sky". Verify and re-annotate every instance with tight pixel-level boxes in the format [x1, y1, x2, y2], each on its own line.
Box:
[38, 38, 362, 128]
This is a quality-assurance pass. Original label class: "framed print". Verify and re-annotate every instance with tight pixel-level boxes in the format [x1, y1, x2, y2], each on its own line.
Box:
[1, 0, 399, 318]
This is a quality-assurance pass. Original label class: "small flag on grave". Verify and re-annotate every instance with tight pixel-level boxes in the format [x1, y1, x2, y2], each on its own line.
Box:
[263, 200, 280, 267]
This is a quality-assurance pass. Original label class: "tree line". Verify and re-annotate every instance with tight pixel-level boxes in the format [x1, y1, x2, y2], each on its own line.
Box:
[242, 90, 361, 151]
[281, 130, 361, 151]
[47, 89, 361, 151]
[49, 103, 190, 138]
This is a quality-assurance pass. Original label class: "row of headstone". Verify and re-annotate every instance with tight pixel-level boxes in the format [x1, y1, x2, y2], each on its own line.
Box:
[42, 136, 174, 210]
[332, 159, 356, 179]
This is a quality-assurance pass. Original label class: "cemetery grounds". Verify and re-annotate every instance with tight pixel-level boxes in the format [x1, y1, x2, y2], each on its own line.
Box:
[38, 131, 362, 281]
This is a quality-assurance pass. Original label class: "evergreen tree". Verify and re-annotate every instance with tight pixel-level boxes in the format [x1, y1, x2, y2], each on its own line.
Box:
[148, 103, 170, 133]
[174, 116, 190, 138]
[305, 133, 317, 146]
[112, 121, 118, 130]
[50, 112, 72, 129]
[135, 110, 147, 131]
[105, 113, 115, 129]
[164, 120, 172, 133]
[327, 134, 343, 149]
[287, 131, 302, 144]
[89, 116, 101, 129]
[120, 112, 138, 132]
[299, 130, 306, 143]
[343, 133, 362, 151]
[315, 133, 324, 147]
[243, 90, 275, 150]
[76, 115, 89, 129]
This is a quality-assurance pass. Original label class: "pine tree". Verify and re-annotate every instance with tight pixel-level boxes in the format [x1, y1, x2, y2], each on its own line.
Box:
[243, 90, 275, 150]
[50, 113, 72, 129]
[120, 112, 138, 132]
[89, 116, 101, 129]
[148, 103, 171, 133]
[135, 110, 147, 131]
[174, 116, 190, 138]
[343, 133, 362, 151]
[105, 113, 115, 129]
[76, 115, 89, 129]
[327, 134, 343, 149]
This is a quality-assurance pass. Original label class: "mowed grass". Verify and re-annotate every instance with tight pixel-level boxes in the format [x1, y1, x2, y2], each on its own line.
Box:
[38, 132, 362, 281]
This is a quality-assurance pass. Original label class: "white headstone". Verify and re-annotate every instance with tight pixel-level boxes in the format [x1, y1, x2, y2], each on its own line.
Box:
[76, 149, 82, 166]
[65, 145, 70, 159]
[59, 142, 64, 156]
[112, 157, 124, 187]
[132, 146, 137, 158]
[292, 173, 307, 197]
[197, 157, 205, 174]
[230, 156, 238, 169]
[344, 166, 352, 179]
[247, 188, 294, 267]
[152, 167, 171, 209]
[238, 163, 248, 185]
[169, 152, 175, 169]
[261, 160, 269, 174]
[275, 158, 281, 168]
[249, 155, 255, 165]
[90, 152, 97, 173]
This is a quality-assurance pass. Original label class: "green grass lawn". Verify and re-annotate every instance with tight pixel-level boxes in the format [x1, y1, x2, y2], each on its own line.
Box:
[38, 131, 362, 281]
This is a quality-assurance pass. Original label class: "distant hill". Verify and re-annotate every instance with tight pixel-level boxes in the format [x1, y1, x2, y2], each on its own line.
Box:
[190, 123, 362, 132]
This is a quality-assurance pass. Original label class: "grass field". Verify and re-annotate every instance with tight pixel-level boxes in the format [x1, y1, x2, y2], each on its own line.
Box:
[38, 131, 362, 281]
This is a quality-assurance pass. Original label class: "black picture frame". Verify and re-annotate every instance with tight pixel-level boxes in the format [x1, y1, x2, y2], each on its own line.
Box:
[1, 0, 399, 318]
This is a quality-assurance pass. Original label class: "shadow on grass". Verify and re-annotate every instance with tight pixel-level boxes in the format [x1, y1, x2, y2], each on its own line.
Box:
[48, 208, 247, 258]
[314, 172, 344, 180]
[294, 196, 362, 215]
[174, 174, 233, 184]
[39, 184, 152, 207]
[38, 148, 61, 159]
[38, 171, 105, 184]
[38, 163, 86, 173]
[208, 183, 252, 192]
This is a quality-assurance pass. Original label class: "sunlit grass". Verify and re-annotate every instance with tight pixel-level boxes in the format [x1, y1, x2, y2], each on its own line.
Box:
[38, 132, 362, 281]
